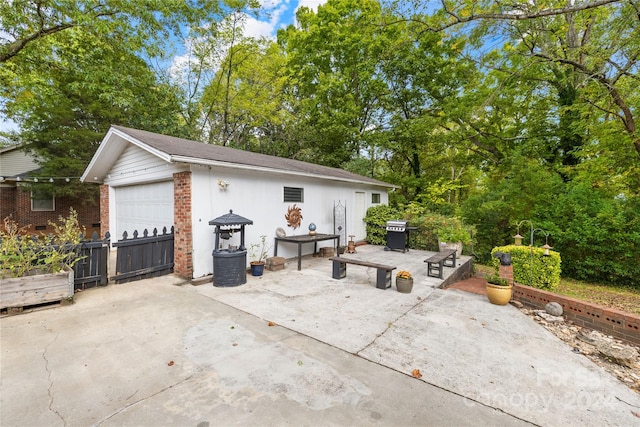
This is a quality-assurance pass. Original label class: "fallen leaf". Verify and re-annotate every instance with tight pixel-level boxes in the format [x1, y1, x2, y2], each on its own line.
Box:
[268, 321, 276, 326]
[297, 360, 303, 366]
[632, 410, 640, 419]
[412, 369, 422, 379]
[167, 361, 174, 366]
[232, 343, 238, 347]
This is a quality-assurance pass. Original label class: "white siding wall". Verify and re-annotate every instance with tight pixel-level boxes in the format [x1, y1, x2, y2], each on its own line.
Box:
[190, 165, 389, 278]
[105, 145, 184, 187]
[0, 148, 40, 176]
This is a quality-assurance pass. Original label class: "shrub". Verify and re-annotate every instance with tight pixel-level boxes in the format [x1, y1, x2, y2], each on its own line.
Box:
[366, 204, 475, 255]
[550, 185, 640, 288]
[435, 216, 473, 244]
[491, 245, 561, 291]
[486, 274, 509, 286]
[364, 204, 401, 245]
[0, 209, 85, 278]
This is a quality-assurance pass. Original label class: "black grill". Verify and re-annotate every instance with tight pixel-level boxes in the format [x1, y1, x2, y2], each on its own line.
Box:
[385, 220, 409, 252]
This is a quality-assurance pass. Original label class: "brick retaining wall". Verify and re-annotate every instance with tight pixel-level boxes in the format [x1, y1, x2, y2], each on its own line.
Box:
[513, 284, 640, 346]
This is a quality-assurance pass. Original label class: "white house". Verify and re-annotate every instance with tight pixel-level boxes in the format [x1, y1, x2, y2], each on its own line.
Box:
[81, 125, 397, 279]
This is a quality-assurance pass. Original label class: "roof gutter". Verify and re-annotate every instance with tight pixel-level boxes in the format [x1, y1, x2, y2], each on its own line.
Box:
[169, 155, 399, 189]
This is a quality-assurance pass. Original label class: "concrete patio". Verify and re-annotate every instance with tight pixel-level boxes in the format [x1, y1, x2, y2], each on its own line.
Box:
[1, 244, 639, 426]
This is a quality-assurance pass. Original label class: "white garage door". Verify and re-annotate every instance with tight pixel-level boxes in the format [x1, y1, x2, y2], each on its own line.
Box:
[115, 181, 174, 238]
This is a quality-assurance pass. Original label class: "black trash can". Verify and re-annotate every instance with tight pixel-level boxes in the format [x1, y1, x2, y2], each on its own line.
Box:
[209, 209, 253, 287]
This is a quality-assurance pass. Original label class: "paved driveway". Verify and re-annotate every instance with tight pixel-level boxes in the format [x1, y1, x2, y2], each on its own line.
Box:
[2, 245, 639, 426]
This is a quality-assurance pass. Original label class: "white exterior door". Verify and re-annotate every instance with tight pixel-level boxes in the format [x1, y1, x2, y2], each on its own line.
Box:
[115, 181, 174, 238]
[354, 191, 366, 240]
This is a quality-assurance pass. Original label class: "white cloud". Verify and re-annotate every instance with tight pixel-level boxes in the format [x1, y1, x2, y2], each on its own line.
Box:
[296, 0, 326, 13]
[243, 15, 278, 39]
[243, 0, 293, 39]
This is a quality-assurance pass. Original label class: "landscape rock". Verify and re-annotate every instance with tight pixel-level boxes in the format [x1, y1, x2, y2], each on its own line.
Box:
[534, 310, 565, 323]
[545, 302, 563, 316]
[577, 330, 603, 346]
[597, 342, 640, 369]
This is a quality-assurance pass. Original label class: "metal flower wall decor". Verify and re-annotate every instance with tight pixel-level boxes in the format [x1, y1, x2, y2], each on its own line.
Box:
[285, 204, 303, 229]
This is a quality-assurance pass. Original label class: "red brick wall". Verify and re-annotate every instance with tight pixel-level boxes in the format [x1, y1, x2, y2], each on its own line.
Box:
[2, 186, 99, 236]
[1, 186, 17, 222]
[513, 284, 640, 346]
[173, 171, 192, 278]
[499, 264, 514, 286]
[100, 184, 109, 240]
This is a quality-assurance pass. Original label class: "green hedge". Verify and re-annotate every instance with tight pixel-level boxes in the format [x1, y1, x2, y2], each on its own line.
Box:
[364, 204, 401, 245]
[491, 245, 561, 291]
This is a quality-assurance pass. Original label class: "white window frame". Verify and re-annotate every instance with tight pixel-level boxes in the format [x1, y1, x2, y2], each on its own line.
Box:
[31, 189, 55, 211]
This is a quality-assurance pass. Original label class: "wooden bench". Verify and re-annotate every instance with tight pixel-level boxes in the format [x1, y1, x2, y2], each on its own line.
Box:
[329, 257, 396, 289]
[424, 249, 457, 279]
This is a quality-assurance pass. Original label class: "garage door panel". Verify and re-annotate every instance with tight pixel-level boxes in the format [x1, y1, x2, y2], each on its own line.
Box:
[115, 182, 174, 238]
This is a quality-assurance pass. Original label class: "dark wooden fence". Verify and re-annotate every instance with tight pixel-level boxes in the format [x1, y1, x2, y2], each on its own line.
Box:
[74, 232, 110, 290]
[112, 227, 174, 284]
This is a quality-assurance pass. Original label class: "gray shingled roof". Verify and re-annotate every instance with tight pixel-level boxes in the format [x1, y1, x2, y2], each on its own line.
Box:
[113, 125, 395, 188]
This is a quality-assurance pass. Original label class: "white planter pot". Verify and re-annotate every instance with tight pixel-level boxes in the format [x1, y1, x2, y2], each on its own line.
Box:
[439, 241, 463, 259]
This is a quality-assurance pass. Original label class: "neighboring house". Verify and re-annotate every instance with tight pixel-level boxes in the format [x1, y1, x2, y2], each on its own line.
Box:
[0, 145, 100, 235]
[81, 125, 397, 279]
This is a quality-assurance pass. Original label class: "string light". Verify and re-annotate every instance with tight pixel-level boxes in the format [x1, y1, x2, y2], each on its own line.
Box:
[1, 176, 80, 183]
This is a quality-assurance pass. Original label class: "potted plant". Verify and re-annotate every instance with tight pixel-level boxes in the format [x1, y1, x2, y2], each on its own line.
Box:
[1, 209, 84, 310]
[485, 273, 512, 305]
[436, 217, 472, 258]
[396, 270, 414, 293]
[248, 235, 271, 276]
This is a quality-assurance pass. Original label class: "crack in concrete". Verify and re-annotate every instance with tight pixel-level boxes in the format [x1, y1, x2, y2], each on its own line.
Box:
[41, 322, 66, 426]
[93, 374, 196, 426]
[355, 289, 434, 355]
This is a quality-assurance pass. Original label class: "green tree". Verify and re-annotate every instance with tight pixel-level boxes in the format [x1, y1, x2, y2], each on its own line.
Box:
[3, 26, 186, 198]
[0, 0, 222, 63]
[278, 0, 390, 167]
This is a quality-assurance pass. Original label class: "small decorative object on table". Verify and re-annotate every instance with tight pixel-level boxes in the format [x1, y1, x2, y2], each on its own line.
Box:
[308, 222, 317, 236]
[396, 270, 414, 293]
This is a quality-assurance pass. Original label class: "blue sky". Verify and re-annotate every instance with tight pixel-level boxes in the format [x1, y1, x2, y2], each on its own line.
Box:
[244, 0, 324, 38]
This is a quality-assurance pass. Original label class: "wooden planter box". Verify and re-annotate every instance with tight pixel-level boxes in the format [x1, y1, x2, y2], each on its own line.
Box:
[1, 269, 74, 310]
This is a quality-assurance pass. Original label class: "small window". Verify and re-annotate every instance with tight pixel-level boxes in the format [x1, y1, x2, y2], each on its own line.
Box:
[372, 193, 381, 204]
[31, 188, 55, 211]
[284, 187, 304, 203]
